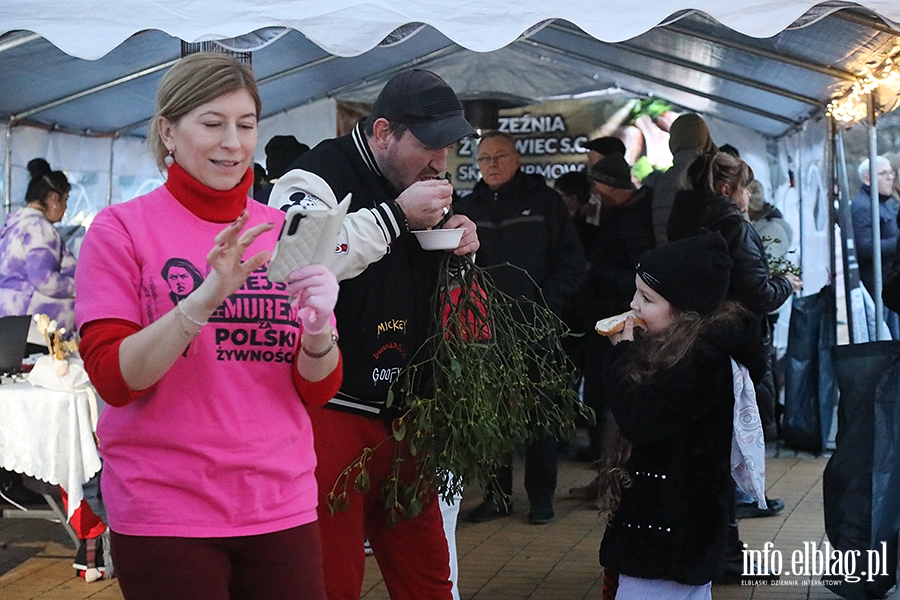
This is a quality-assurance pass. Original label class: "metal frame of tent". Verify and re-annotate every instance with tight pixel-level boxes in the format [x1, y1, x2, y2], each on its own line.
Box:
[2, 3, 900, 340]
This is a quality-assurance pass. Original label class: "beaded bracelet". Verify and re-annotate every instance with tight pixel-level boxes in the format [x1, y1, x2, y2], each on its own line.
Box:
[176, 300, 208, 336]
[301, 330, 338, 359]
[177, 300, 208, 326]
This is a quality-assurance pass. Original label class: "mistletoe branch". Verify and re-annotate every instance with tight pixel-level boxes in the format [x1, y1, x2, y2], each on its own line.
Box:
[327, 254, 593, 520]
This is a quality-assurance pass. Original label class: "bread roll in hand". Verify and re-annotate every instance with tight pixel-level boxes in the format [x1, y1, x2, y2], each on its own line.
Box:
[594, 310, 647, 336]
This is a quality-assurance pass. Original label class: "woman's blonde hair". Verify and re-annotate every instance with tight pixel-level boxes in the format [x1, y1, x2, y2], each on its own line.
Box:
[688, 151, 754, 196]
[147, 53, 261, 172]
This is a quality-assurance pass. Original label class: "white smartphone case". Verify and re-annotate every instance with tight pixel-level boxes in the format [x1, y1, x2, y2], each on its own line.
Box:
[267, 171, 352, 283]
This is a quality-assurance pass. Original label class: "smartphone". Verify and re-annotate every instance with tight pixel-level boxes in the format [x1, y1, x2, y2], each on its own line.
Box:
[267, 192, 351, 283]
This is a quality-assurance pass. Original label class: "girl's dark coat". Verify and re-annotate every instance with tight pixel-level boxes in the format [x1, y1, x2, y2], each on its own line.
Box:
[599, 308, 765, 585]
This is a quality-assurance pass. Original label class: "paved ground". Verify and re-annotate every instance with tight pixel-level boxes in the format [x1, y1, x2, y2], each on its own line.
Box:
[0, 442, 846, 599]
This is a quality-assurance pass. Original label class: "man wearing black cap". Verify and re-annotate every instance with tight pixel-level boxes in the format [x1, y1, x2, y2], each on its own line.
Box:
[584, 136, 627, 170]
[580, 136, 628, 227]
[454, 130, 586, 525]
[570, 153, 655, 493]
[287, 69, 479, 600]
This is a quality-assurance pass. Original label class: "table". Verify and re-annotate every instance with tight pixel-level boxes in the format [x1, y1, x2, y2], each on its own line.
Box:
[0, 380, 103, 546]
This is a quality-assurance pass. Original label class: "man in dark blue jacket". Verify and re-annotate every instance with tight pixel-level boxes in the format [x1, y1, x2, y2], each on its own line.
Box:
[852, 156, 900, 338]
[455, 130, 586, 524]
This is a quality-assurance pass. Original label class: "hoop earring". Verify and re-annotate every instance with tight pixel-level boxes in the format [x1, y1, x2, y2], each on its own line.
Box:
[164, 151, 175, 168]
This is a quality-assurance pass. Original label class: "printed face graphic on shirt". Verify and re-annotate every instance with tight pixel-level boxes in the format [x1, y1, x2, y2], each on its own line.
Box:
[150, 257, 299, 364]
[161, 257, 205, 305]
[167, 267, 193, 295]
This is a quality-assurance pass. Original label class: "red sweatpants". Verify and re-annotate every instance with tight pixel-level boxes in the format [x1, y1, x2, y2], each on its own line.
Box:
[308, 407, 452, 600]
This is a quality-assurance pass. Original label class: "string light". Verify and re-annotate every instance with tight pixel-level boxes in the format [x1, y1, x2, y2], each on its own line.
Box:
[826, 46, 900, 123]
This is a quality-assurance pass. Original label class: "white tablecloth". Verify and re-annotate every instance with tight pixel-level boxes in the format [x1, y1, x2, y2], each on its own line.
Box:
[0, 381, 102, 520]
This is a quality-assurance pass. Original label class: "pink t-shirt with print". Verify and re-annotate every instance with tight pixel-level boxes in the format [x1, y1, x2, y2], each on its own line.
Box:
[76, 185, 318, 538]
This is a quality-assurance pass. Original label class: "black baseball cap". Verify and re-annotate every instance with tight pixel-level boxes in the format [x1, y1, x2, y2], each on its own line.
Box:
[372, 69, 476, 149]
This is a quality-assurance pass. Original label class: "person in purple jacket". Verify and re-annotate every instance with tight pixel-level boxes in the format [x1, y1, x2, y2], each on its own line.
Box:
[0, 158, 75, 334]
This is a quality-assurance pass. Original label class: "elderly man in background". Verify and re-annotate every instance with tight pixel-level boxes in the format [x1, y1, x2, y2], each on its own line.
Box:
[852, 155, 900, 339]
[455, 130, 586, 525]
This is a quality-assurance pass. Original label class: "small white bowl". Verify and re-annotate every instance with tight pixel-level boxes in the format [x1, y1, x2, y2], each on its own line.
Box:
[412, 228, 466, 251]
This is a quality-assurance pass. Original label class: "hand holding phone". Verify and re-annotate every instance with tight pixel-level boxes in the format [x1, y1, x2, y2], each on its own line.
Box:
[267, 170, 352, 283]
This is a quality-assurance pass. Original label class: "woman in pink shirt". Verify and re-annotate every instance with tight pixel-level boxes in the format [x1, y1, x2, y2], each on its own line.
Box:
[75, 53, 341, 600]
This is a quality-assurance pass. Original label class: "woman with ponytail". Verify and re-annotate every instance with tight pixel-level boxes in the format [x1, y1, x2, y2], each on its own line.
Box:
[0, 158, 75, 332]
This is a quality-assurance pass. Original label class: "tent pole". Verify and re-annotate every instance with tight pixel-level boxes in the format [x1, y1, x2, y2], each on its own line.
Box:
[292, 45, 460, 108]
[664, 23, 857, 82]
[0, 32, 41, 55]
[826, 117, 838, 329]
[867, 91, 886, 340]
[835, 129, 863, 343]
[12, 60, 178, 122]
[4, 120, 12, 215]
[833, 8, 900, 36]
[797, 142, 804, 274]
[615, 41, 823, 107]
[106, 135, 116, 207]
[827, 119, 837, 286]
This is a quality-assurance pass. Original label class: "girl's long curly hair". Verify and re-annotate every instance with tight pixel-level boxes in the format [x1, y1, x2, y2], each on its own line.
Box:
[595, 299, 746, 521]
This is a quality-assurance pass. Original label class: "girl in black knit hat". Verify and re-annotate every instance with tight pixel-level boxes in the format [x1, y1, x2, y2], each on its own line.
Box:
[594, 231, 768, 599]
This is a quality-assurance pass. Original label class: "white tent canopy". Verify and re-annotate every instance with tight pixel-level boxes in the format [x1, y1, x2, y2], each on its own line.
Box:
[3, 0, 900, 331]
[5, 1, 900, 141]
[7, 0, 900, 59]
[3, 0, 900, 140]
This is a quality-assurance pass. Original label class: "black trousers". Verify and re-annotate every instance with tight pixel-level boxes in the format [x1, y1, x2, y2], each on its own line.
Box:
[490, 428, 558, 508]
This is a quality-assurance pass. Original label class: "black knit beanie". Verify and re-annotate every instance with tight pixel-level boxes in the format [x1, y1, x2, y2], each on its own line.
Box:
[635, 231, 732, 315]
[584, 136, 627, 156]
[587, 153, 634, 190]
[265, 135, 309, 180]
